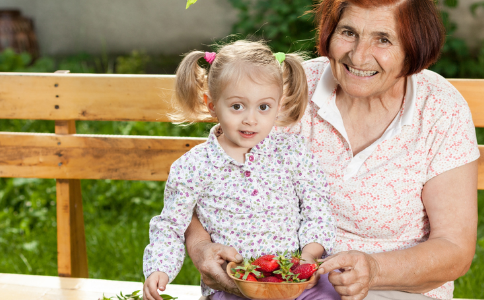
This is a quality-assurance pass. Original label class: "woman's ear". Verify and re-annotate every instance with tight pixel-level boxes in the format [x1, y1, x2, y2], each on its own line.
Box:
[204, 94, 217, 118]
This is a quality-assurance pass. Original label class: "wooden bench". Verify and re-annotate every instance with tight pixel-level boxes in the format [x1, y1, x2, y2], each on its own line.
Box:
[0, 72, 483, 298]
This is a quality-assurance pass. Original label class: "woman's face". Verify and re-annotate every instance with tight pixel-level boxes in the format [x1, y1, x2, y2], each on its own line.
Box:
[328, 4, 406, 99]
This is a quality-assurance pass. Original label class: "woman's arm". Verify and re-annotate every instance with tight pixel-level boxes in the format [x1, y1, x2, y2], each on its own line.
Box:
[184, 212, 244, 296]
[320, 160, 478, 298]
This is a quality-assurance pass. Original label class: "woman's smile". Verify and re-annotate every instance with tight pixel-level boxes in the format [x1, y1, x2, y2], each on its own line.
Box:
[344, 64, 379, 77]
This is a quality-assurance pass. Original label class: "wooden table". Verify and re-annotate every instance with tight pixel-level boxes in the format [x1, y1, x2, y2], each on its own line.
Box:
[0, 273, 202, 300]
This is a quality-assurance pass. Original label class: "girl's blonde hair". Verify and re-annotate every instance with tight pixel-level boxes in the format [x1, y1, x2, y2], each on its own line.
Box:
[171, 40, 308, 127]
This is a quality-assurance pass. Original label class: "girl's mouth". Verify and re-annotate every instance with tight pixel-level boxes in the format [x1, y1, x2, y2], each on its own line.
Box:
[239, 131, 257, 138]
[344, 64, 378, 77]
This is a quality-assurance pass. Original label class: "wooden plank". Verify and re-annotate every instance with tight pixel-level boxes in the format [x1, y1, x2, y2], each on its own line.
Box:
[478, 145, 484, 190]
[55, 120, 88, 278]
[0, 132, 207, 181]
[448, 79, 484, 128]
[0, 73, 216, 123]
[0, 273, 202, 300]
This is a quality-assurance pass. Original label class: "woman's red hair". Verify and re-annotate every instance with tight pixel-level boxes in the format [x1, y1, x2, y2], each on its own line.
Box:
[315, 0, 445, 77]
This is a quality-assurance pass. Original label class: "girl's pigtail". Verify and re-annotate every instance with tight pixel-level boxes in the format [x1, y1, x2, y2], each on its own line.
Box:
[276, 53, 309, 127]
[170, 51, 211, 123]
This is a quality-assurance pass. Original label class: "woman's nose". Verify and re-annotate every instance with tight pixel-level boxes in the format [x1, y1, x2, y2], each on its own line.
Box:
[350, 38, 371, 66]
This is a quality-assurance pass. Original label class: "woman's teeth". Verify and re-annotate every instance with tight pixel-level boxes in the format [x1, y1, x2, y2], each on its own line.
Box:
[347, 65, 378, 77]
[241, 131, 255, 134]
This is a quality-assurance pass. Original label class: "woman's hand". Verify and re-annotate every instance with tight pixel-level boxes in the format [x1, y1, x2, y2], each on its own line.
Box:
[143, 271, 169, 300]
[189, 240, 244, 296]
[319, 251, 380, 300]
[185, 211, 243, 296]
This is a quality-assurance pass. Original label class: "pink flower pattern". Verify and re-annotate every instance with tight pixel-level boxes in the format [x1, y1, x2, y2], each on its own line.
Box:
[277, 57, 480, 299]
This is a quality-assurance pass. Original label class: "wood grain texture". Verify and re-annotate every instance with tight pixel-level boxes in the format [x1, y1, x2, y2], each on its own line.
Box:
[448, 79, 484, 127]
[55, 120, 88, 278]
[0, 73, 480, 125]
[0, 132, 207, 181]
[0, 273, 202, 300]
[0, 73, 183, 122]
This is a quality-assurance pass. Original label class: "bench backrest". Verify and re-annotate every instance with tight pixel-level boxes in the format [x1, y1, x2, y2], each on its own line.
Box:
[0, 72, 483, 279]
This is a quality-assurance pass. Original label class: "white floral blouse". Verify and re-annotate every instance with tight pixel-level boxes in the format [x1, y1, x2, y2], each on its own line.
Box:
[277, 57, 480, 299]
[143, 124, 336, 296]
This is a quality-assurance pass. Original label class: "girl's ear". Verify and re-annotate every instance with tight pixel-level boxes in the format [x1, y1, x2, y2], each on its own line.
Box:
[205, 94, 217, 118]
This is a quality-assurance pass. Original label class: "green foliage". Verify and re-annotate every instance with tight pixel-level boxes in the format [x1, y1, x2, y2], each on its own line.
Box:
[116, 51, 151, 74]
[228, 0, 317, 54]
[429, 4, 484, 78]
[0, 48, 55, 72]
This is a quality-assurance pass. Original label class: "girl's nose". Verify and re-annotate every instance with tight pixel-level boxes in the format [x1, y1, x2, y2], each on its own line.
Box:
[242, 112, 257, 126]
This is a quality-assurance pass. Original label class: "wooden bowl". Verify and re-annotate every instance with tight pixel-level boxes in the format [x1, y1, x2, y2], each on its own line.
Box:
[226, 261, 316, 300]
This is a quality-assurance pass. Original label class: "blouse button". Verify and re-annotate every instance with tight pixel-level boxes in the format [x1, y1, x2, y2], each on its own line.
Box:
[249, 155, 254, 162]
[245, 171, 251, 177]
[251, 189, 258, 196]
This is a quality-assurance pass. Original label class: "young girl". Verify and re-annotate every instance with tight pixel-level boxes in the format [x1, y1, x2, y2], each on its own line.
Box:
[143, 40, 336, 300]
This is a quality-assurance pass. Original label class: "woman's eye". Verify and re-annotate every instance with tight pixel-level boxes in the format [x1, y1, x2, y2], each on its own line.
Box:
[380, 38, 390, 44]
[232, 104, 242, 110]
[343, 30, 354, 37]
[259, 104, 270, 111]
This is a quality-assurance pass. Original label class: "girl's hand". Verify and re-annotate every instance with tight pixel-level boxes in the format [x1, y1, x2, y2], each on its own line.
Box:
[143, 271, 169, 300]
[318, 251, 380, 300]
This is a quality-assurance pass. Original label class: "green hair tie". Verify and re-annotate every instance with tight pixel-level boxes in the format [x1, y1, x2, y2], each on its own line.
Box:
[274, 52, 286, 64]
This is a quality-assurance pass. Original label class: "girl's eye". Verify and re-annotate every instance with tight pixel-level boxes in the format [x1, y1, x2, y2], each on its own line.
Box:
[232, 104, 243, 111]
[259, 104, 270, 111]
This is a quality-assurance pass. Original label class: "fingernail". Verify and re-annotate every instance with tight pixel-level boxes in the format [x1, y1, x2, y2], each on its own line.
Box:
[235, 254, 243, 262]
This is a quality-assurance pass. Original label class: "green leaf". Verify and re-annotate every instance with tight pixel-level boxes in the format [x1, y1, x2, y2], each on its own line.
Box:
[470, 1, 484, 16]
[186, 0, 198, 9]
[160, 295, 178, 300]
[444, 0, 458, 7]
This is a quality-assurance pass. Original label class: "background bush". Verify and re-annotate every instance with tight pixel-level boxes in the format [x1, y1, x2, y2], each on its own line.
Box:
[1, 0, 484, 299]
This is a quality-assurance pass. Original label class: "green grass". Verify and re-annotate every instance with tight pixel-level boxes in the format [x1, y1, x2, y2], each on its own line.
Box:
[0, 121, 483, 299]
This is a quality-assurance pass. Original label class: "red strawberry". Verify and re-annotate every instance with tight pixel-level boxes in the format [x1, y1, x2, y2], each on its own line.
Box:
[258, 276, 283, 283]
[246, 274, 258, 281]
[232, 259, 261, 281]
[261, 271, 273, 278]
[252, 255, 279, 272]
[292, 263, 318, 280]
[290, 252, 301, 271]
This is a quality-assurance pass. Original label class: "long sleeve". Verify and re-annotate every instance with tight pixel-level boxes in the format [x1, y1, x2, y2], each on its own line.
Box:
[290, 135, 336, 256]
[143, 154, 201, 282]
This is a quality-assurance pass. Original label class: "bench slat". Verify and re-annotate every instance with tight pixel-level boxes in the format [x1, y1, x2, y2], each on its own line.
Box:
[0, 132, 206, 181]
[2, 132, 484, 188]
[0, 73, 183, 122]
[448, 79, 484, 127]
[0, 73, 481, 126]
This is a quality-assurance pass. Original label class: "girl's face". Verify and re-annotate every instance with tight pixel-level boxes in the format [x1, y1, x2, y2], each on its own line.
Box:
[207, 75, 281, 162]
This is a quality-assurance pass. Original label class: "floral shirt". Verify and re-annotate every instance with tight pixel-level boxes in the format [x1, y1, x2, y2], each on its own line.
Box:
[277, 57, 480, 299]
[143, 124, 336, 296]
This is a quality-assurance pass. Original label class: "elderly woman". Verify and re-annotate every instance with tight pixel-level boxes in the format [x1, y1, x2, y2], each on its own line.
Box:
[181, 0, 479, 299]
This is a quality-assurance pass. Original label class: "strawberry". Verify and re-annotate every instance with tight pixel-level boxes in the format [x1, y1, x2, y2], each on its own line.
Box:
[245, 273, 258, 281]
[258, 276, 283, 283]
[290, 251, 302, 271]
[273, 262, 294, 281]
[292, 263, 318, 280]
[251, 255, 279, 272]
[232, 259, 261, 281]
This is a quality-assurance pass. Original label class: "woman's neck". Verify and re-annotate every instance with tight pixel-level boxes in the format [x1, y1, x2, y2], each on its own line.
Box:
[335, 77, 406, 155]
